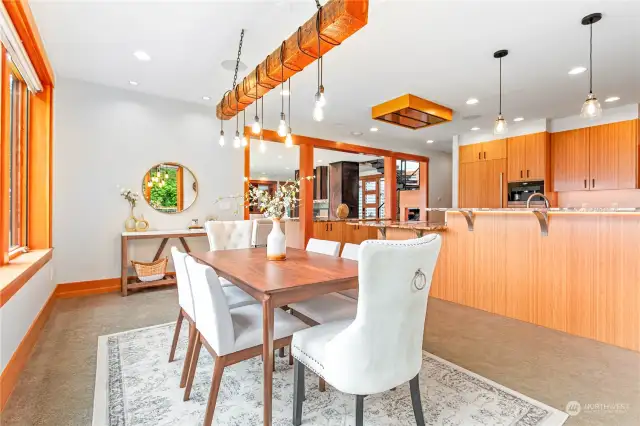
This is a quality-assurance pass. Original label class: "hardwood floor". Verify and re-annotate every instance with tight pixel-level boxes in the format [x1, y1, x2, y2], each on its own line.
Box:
[1, 288, 639, 425]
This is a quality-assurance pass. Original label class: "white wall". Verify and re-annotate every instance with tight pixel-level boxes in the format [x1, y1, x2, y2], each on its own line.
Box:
[427, 151, 452, 222]
[0, 261, 54, 372]
[53, 79, 244, 284]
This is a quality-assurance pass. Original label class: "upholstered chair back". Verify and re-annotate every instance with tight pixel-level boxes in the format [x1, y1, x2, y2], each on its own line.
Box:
[324, 234, 442, 395]
[340, 243, 360, 261]
[185, 256, 235, 356]
[205, 220, 253, 251]
[170, 247, 195, 321]
[306, 238, 340, 257]
[252, 219, 286, 247]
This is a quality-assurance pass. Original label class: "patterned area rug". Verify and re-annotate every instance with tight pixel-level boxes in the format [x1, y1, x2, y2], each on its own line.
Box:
[93, 323, 568, 426]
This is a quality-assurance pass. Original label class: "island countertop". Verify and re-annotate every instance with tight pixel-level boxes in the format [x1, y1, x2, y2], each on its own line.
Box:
[424, 207, 640, 213]
[345, 220, 447, 232]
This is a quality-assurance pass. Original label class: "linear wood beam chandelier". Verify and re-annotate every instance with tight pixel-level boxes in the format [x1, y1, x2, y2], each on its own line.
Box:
[216, 0, 369, 120]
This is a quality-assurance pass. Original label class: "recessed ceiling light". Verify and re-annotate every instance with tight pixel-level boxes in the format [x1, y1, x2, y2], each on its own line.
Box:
[605, 96, 620, 103]
[370, 127, 379, 132]
[568, 66, 587, 75]
[285, 167, 290, 170]
[466, 98, 479, 105]
[351, 131, 363, 136]
[278, 155, 283, 159]
[280, 89, 291, 96]
[471, 127, 480, 131]
[513, 117, 524, 122]
[133, 51, 151, 61]
[317, 159, 323, 163]
[129, 81, 138, 86]
[260, 176, 268, 181]
[202, 96, 211, 101]
[426, 140, 434, 144]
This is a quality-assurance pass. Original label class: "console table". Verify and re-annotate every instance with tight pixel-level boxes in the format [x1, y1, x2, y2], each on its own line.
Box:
[120, 229, 207, 296]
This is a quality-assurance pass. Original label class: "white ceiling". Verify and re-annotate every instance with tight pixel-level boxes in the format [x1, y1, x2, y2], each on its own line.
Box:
[31, 0, 640, 154]
[249, 139, 380, 181]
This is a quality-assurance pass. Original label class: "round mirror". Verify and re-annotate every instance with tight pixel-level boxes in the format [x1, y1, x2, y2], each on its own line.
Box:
[142, 163, 197, 213]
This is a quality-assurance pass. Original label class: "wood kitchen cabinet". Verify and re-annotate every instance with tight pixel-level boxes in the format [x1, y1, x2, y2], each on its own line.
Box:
[459, 144, 483, 164]
[459, 159, 506, 208]
[460, 139, 506, 163]
[343, 223, 373, 245]
[552, 120, 638, 191]
[313, 221, 343, 244]
[507, 132, 548, 182]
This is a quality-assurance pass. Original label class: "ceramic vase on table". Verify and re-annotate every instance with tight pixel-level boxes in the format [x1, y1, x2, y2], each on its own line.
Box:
[124, 205, 137, 232]
[267, 217, 286, 261]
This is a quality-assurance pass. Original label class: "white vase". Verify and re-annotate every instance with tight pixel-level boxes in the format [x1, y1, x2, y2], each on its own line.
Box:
[267, 218, 286, 261]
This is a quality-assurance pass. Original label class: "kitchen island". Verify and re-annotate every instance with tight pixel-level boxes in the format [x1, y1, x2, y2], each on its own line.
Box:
[422, 208, 640, 352]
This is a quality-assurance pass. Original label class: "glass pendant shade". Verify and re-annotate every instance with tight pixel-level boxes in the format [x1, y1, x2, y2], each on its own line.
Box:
[313, 104, 324, 122]
[252, 116, 261, 134]
[277, 113, 287, 137]
[218, 131, 225, 146]
[285, 130, 293, 147]
[316, 90, 326, 108]
[581, 93, 602, 119]
[233, 131, 241, 148]
[493, 115, 508, 135]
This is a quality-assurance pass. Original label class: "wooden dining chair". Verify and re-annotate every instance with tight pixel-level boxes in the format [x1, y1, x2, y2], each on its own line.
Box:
[168, 248, 257, 390]
[183, 256, 308, 426]
[291, 234, 442, 426]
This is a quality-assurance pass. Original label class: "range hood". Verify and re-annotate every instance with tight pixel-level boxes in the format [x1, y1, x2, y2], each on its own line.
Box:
[371, 94, 452, 130]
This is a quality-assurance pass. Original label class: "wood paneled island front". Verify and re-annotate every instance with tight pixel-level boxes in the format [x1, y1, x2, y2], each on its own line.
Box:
[355, 210, 640, 352]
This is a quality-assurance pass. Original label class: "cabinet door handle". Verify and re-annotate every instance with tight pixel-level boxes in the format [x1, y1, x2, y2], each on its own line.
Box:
[499, 172, 504, 208]
[483, 152, 487, 160]
[520, 170, 523, 178]
[325, 224, 328, 231]
[478, 152, 481, 160]
[592, 179, 595, 188]
[527, 170, 530, 178]
[584, 179, 587, 189]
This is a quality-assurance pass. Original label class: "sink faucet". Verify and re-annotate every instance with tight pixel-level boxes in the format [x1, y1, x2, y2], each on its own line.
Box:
[526, 192, 550, 208]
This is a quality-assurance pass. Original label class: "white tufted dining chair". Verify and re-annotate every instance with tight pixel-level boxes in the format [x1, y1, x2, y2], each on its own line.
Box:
[305, 238, 341, 256]
[204, 220, 253, 287]
[291, 234, 442, 426]
[251, 218, 286, 247]
[183, 256, 307, 426]
[168, 247, 257, 390]
[339, 243, 360, 300]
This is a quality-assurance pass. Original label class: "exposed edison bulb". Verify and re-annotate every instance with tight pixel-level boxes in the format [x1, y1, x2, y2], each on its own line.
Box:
[493, 114, 508, 135]
[233, 131, 241, 148]
[241, 134, 248, 147]
[164, 173, 169, 179]
[277, 113, 287, 137]
[252, 116, 261, 134]
[156, 171, 161, 178]
[285, 129, 293, 147]
[218, 131, 225, 147]
[259, 140, 266, 153]
[147, 181, 153, 188]
[581, 93, 602, 119]
[316, 86, 326, 107]
[313, 104, 324, 122]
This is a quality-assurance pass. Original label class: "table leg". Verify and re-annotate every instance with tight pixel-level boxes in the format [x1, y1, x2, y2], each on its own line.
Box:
[121, 236, 128, 296]
[153, 238, 169, 261]
[179, 237, 191, 253]
[262, 296, 274, 426]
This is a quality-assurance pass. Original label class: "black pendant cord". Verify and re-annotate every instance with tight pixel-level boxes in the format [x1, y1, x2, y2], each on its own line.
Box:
[281, 57, 285, 115]
[260, 97, 264, 139]
[499, 57, 502, 115]
[288, 78, 292, 128]
[243, 109, 246, 135]
[589, 22, 593, 94]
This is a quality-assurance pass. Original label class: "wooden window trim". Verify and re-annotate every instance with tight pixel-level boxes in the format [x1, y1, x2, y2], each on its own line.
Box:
[0, 248, 53, 308]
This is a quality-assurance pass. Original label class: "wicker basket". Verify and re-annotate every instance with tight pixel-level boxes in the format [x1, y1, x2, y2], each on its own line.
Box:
[132, 257, 168, 282]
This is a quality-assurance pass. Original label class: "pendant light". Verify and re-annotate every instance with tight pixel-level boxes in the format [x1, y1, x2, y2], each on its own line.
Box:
[252, 67, 261, 134]
[259, 97, 266, 153]
[493, 49, 508, 135]
[277, 50, 288, 137]
[233, 97, 241, 148]
[241, 110, 248, 147]
[580, 13, 603, 119]
[218, 104, 225, 146]
[313, 12, 325, 122]
[285, 78, 293, 147]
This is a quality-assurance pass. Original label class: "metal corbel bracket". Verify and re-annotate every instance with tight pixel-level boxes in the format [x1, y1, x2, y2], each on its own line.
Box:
[532, 210, 549, 237]
[460, 210, 475, 231]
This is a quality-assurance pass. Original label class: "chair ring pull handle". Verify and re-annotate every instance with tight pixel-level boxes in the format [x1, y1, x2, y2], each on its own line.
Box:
[412, 268, 427, 291]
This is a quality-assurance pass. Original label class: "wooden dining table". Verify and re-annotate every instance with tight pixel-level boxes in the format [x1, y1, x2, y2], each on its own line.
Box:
[190, 247, 359, 426]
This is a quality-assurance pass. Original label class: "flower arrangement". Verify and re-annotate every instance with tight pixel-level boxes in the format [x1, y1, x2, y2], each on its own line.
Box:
[120, 188, 140, 207]
[247, 178, 309, 219]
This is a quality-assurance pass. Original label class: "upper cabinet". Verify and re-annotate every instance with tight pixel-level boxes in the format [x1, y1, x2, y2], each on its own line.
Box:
[507, 132, 549, 182]
[552, 120, 638, 191]
[459, 139, 506, 163]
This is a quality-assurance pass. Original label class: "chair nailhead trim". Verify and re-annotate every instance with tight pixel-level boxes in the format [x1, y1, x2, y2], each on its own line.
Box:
[292, 344, 327, 380]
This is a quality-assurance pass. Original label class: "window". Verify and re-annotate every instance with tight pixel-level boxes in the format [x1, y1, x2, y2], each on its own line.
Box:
[5, 57, 29, 257]
[360, 175, 384, 219]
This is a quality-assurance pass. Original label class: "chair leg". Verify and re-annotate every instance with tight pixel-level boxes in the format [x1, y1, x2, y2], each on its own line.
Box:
[288, 345, 294, 366]
[409, 374, 425, 426]
[180, 322, 197, 388]
[183, 334, 202, 401]
[279, 347, 285, 358]
[203, 356, 226, 426]
[168, 309, 184, 362]
[293, 359, 305, 426]
[355, 395, 365, 426]
[319, 377, 326, 392]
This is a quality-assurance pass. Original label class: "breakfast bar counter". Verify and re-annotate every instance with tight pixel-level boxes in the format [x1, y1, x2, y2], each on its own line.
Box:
[421, 208, 640, 352]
